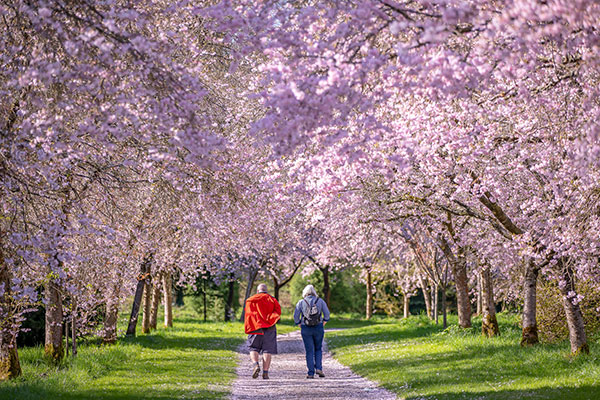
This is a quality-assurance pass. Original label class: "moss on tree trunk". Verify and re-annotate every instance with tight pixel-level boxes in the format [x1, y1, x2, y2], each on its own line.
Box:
[142, 279, 152, 334]
[481, 268, 499, 337]
[521, 325, 539, 346]
[44, 342, 64, 365]
[103, 299, 119, 344]
[0, 245, 22, 380]
[163, 272, 173, 328]
[521, 259, 539, 346]
[366, 268, 373, 320]
[149, 273, 162, 330]
[482, 313, 500, 337]
[0, 340, 21, 381]
[558, 260, 589, 355]
[44, 279, 64, 364]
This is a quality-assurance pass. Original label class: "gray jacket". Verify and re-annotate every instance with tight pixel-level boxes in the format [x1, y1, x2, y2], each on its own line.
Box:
[293, 295, 330, 326]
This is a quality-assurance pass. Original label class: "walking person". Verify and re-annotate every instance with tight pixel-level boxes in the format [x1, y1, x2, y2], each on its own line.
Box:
[294, 284, 330, 379]
[244, 283, 281, 379]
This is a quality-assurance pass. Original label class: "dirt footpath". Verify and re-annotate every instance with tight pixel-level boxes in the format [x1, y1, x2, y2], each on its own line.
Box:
[229, 329, 397, 400]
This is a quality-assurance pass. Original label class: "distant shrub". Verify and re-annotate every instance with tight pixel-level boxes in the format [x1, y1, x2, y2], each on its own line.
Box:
[536, 279, 600, 343]
[289, 268, 366, 314]
[189, 294, 226, 321]
[374, 286, 402, 316]
[188, 276, 239, 321]
[435, 322, 478, 337]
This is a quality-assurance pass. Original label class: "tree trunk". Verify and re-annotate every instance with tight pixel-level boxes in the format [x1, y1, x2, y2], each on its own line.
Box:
[453, 255, 472, 328]
[558, 259, 589, 355]
[65, 320, 69, 358]
[454, 265, 472, 328]
[239, 268, 259, 322]
[521, 259, 539, 346]
[273, 276, 281, 302]
[103, 295, 120, 344]
[271, 258, 302, 303]
[142, 273, 152, 334]
[403, 292, 410, 319]
[44, 278, 64, 364]
[481, 268, 499, 337]
[149, 273, 161, 330]
[225, 279, 235, 322]
[163, 272, 173, 328]
[203, 280, 207, 322]
[320, 266, 331, 306]
[441, 284, 448, 329]
[0, 330, 20, 381]
[476, 273, 483, 316]
[434, 284, 439, 324]
[418, 274, 432, 320]
[273, 257, 304, 301]
[440, 239, 472, 328]
[71, 297, 77, 356]
[127, 257, 151, 336]
[0, 255, 22, 380]
[366, 268, 373, 320]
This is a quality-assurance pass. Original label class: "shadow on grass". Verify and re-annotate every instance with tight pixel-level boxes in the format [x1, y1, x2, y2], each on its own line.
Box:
[328, 316, 600, 400]
[0, 323, 243, 400]
[327, 323, 445, 346]
[121, 331, 242, 352]
[168, 317, 240, 325]
[346, 342, 527, 383]
[404, 385, 600, 400]
[0, 341, 234, 400]
[346, 346, 600, 400]
[326, 318, 387, 330]
[0, 385, 227, 400]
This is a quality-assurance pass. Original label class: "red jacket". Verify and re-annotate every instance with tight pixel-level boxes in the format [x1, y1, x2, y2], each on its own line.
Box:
[244, 293, 281, 334]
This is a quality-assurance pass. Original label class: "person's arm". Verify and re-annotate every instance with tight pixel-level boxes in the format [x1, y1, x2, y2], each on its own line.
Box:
[263, 296, 281, 326]
[243, 298, 251, 333]
[321, 298, 330, 325]
[293, 301, 302, 326]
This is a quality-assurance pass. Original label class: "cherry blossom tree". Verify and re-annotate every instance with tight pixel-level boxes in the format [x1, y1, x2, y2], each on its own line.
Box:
[2, 0, 600, 380]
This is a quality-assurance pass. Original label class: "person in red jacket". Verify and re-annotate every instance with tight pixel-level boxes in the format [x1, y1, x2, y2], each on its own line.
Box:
[244, 283, 281, 379]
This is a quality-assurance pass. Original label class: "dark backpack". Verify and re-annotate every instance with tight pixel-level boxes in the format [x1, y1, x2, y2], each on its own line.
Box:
[302, 297, 320, 326]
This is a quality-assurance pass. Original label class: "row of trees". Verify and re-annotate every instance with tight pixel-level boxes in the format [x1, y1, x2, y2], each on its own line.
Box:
[2, 0, 599, 381]
[200, 0, 600, 354]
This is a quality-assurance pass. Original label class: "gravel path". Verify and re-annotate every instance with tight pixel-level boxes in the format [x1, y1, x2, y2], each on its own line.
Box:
[230, 329, 397, 400]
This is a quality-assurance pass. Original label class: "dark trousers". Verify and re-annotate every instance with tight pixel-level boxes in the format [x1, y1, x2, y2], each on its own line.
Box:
[300, 323, 324, 375]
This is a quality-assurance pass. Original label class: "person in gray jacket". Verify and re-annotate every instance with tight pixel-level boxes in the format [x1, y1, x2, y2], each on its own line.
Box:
[293, 284, 330, 378]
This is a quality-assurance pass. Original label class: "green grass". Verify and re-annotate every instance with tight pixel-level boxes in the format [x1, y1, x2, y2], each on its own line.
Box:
[0, 300, 300, 400]
[0, 304, 247, 400]
[8, 305, 597, 400]
[326, 313, 600, 400]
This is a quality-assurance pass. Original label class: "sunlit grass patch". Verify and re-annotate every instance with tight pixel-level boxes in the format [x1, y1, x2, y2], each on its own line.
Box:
[0, 304, 245, 400]
[326, 313, 600, 400]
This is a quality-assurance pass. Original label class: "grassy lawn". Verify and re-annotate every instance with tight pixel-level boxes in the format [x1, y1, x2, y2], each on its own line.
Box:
[0, 304, 251, 400]
[326, 313, 600, 400]
[0, 300, 299, 400]
[8, 303, 597, 400]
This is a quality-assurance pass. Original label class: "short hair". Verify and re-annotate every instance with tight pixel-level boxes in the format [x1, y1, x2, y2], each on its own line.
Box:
[257, 283, 268, 293]
[302, 284, 317, 298]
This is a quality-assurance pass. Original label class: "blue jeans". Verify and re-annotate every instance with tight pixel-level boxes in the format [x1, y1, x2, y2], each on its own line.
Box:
[300, 323, 324, 376]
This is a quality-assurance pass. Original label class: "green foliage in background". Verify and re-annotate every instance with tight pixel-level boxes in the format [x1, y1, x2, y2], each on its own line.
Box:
[289, 267, 366, 313]
[188, 274, 240, 322]
[537, 279, 600, 343]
